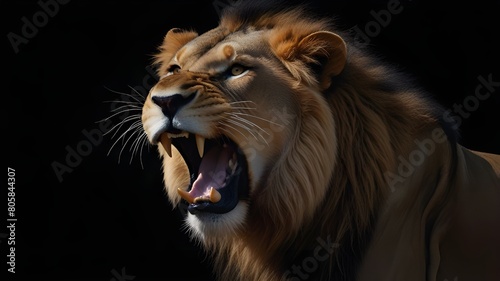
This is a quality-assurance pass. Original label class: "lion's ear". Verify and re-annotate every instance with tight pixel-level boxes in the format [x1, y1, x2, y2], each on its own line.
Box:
[154, 28, 198, 74]
[296, 31, 347, 90]
[163, 28, 198, 51]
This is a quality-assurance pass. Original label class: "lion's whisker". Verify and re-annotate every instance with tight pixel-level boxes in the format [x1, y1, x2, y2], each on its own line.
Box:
[227, 112, 284, 128]
[104, 115, 141, 138]
[225, 117, 268, 145]
[107, 120, 138, 157]
[228, 100, 256, 106]
[226, 113, 271, 135]
[108, 104, 142, 111]
[129, 126, 147, 155]
[133, 133, 150, 168]
[106, 105, 142, 116]
[102, 100, 143, 105]
[104, 85, 146, 103]
[224, 118, 256, 138]
[109, 107, 142, 115]
[115, 120, 144, 163]
[127, 125, 148, 167]
[105, 119, 142, 157]
[128, 127, 144, 155]
[218, 122, 251, 142]
[101, 85, 151, 168]
[226, 115, 270, 146]
[229, 100, 255, 104]
[103, 100, 142, 107]
[127, 85, 150, 101]
[97, 108, 142, 123]
[228, 106, 257, 111]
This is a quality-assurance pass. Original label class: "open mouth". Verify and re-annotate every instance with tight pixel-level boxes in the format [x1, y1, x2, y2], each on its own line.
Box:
[157, 132, 249, 215]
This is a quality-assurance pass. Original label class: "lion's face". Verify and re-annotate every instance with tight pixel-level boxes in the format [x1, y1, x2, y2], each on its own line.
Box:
[142, 19, 345, 240]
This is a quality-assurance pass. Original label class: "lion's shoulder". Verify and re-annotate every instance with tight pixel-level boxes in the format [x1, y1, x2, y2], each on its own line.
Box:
[358, 144, 500, 281]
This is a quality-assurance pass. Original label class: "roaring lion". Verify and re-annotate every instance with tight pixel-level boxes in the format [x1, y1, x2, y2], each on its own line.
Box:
[140, 1, 500, 280]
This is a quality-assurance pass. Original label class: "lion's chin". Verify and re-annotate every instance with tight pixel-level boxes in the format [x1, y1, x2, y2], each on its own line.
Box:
[185, 201, 249, 241]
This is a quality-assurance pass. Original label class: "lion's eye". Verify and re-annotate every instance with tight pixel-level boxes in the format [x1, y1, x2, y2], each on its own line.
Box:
[164, 65, 181, 77]
[228, 64, 249, 78]
[231, 65, 244, 76]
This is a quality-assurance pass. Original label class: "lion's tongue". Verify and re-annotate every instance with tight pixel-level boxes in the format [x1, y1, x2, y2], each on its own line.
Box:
[189, 145, 232, 201]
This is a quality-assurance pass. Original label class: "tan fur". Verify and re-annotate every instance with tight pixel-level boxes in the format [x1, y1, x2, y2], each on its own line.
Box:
[141, 2, 500, 280]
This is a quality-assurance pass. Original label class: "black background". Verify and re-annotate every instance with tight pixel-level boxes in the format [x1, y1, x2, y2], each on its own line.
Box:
[3, 0, 499, 280]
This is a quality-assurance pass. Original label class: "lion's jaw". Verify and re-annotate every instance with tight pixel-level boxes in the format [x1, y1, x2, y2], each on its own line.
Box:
[141, 22, 341, 246]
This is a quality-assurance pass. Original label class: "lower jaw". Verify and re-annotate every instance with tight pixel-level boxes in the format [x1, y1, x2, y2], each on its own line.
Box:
[187, 165, 247, 214]
[186, 201, 249, 237]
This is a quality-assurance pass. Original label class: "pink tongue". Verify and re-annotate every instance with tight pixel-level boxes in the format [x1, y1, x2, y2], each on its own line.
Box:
[189, 145, 232, 199]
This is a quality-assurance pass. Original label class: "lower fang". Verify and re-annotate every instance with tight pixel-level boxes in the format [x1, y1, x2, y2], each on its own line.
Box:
[209, 187, 221, 203]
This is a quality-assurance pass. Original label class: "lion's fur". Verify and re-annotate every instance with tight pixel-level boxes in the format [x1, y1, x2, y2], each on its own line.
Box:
[141, 1, 500, 280]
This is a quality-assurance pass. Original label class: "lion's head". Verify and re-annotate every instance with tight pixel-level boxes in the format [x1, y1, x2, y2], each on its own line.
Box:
[140, 1, 500, 281]
[142, 3, 344, 238]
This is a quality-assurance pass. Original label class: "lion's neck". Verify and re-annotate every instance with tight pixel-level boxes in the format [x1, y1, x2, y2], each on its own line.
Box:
[330, 55, 444, 219]
[307, 54, 450, 278]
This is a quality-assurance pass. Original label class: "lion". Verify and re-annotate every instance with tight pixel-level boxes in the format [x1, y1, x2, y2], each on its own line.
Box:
[140, 1, 500, 280]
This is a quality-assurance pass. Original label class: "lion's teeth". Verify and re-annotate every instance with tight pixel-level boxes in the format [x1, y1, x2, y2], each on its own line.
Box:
[209, 187, 222, 203]
[177, 188, 195, 204]
[190, 187, 222, 204]
[160, 133, 172, 158]
[195, 134, 205, 158]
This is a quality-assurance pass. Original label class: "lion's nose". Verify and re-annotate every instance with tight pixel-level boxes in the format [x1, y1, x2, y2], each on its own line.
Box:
[152, 93, 195, 118]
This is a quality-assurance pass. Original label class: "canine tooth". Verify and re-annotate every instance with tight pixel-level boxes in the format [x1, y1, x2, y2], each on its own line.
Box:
[209, 187, 222, 203]
[160, 133, 172, 158]
[177, 188, 195, 204]
[195, 134, 205, 158]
